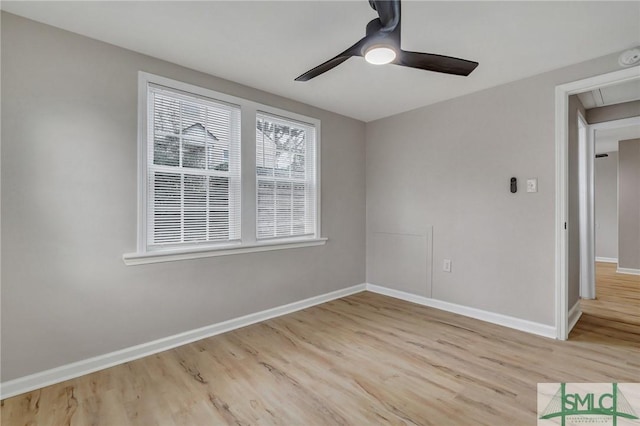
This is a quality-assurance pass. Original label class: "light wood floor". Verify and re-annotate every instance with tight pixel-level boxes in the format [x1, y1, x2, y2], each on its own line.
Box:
[579, 261, 640, 328]
[2, 291, 639, 425]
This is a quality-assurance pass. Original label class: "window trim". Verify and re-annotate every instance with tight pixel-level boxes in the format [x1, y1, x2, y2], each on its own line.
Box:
[124, 72, 324, 265]
[123, 237, 328, 265]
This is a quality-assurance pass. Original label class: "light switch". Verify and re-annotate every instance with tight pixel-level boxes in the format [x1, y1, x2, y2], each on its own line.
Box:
[443, 259, 452, 272]
[527, 178, 538, 193]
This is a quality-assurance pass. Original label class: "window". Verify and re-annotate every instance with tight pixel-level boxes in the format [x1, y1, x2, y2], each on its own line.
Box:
[125, 73, 324, 265]
[256, 113, 317, 240]
[145, 84, 241, 250]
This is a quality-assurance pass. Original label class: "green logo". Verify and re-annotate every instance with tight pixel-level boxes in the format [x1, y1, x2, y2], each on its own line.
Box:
[539, 383, 639, 426]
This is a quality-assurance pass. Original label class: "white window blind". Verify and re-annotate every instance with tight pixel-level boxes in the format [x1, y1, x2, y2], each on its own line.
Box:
[256, 113, 317, 240]
[146, 84, 241, 249]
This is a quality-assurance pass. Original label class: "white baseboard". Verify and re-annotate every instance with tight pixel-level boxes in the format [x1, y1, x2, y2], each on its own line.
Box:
[0, 283, 367, 400]
[1, 282, 563, 399]
[617, 267, 640, 276]
[365, 284, 557, 339]
[595, 257, 618, 264]
[568, 300, 582, 333]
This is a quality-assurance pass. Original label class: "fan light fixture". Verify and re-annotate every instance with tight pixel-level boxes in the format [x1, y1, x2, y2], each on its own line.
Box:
[364, 46, 396, 65]
[294, 0, 479, 82]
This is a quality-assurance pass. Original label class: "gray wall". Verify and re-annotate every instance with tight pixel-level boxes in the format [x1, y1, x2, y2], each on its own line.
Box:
[586, 100, 640, 124]
[618, 139, 640, 270]
[1, 13, 366, 381]
[567, 95, 586, 308]
[366, 54, 624, 326]
[594, 152, 619, 260]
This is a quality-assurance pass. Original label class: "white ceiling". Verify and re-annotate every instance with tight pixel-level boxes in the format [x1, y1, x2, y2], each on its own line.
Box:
[2, 1, 640, 122]
[595, 124, 640, 154]
[578, 79, 640, 109]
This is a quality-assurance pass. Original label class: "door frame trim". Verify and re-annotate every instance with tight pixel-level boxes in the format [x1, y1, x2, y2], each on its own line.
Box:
[577, 112, 595, 301]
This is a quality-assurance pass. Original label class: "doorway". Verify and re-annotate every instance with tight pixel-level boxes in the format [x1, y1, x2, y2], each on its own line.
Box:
[555, 66, 640, 340]
[580, 116, 640, 334]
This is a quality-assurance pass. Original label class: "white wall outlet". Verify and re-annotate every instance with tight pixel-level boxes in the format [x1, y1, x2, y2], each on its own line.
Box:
[443, 259, 452, 272]
[526, 178, 538, 193]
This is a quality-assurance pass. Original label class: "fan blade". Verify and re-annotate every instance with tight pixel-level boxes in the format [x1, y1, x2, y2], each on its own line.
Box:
[295, 54, 352, 82]
[396, 51, 478, 76]
[295, 38, 366, 82]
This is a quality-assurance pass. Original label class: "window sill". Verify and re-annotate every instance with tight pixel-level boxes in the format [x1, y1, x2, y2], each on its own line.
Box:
[122, 237, 328, 266]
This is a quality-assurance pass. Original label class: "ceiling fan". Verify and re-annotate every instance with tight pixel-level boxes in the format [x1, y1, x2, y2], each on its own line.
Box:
[295, 0, 479, 82]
